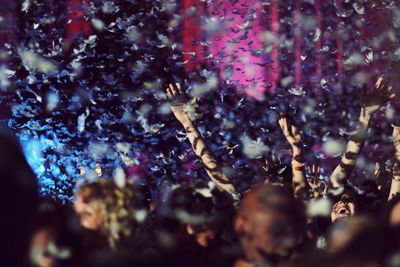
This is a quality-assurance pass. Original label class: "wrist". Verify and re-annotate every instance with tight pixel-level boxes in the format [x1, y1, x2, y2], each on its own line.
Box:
[291, 144, 304, 158]
[292, 164, 304, 172]
[359, 108, 373, 122]
[292, 145, 302, 153]
[180, 118, 195, 129]
[175, 113, 191, 125]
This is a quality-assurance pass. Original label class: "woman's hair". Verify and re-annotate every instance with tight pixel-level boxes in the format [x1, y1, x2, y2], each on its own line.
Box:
[76, 179, 142, 248]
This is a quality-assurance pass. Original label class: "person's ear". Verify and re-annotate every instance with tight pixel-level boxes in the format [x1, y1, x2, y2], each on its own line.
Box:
[234, 215, 251, 234]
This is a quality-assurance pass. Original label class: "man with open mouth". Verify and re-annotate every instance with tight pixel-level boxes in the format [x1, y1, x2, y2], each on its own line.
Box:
[330, 190, 358, 223]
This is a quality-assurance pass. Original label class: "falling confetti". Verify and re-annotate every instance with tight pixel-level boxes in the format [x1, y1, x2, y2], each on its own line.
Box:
[0, 0, 398, 201]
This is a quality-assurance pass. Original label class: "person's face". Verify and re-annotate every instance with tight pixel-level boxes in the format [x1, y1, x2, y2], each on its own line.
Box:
[330, 194, 357, 222]
[234, 189, 299, 262]
[389, 201, 400, 226]
[74, 192, 103, 230]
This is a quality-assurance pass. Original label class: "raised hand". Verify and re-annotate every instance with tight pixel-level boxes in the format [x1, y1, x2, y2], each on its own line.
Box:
[166, 83, 191, 124]
[166, 83, 197, 124]
[306, 164, 327, 198]
[278, 115, 302, 148]
[360, 77, 394, 120]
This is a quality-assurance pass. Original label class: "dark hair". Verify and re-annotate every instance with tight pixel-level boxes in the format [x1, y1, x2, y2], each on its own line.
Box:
[31, 200, 84, 267]
[165, 185, 235, 235]
[256, 184, 307, 236]
[327, 186, 360, 209]
[0, 130, 39, 267]
[381, 193, 400, 224]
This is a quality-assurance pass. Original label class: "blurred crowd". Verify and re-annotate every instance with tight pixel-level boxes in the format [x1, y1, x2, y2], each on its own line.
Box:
[2, 1, 400, 267]
[2, 74, 400, 267]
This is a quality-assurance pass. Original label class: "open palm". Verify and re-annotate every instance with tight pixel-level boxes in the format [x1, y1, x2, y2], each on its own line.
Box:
[361, 77, 394, 117]
[166, 83, 194, 123]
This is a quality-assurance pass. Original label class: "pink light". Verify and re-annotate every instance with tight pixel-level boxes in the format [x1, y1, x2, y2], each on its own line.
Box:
[270, 0, 280, 92]
[315, 0, 322, 94]
[65, 0, 91, 51]
[182, 0, 205, 70]
[294, 0, 302, 92]
[207, 0, 275, 101]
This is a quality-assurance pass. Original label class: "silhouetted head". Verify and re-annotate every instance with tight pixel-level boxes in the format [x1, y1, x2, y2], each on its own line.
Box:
[0, 131, 39, 267]
[234, 184, 306, 264]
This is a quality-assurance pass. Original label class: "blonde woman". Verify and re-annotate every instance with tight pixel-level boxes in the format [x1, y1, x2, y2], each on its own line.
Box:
[74, 179, 145, 249]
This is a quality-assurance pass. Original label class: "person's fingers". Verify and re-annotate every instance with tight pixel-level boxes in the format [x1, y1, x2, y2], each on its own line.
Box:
[311, 165, 316, 173]
[280, 119, 289, 134]
[282, 118, 289, 128]
[376, 76, 384, 88]
[176, 83, 183, 95]
[377, 79, 391, 98]
[374, 162, 381, 177]
[381, 83, 395, 101]
[169, 83, 177, 96]
[307, 166, 313, 176]
[168, 83, 174, 94]
[278, 117, 284, 129]
[386, 81, 394, 96]
[291, 125, 298, 136]
[166, 87, 172, 97]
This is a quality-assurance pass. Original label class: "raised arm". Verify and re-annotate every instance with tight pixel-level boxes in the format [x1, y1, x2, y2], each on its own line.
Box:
[389, 127, 400, 200]
[388, 88, 400, 200]
[330, 77, 394, 188]
[166, 83, 237, 195]
[278, 115, 309, 199]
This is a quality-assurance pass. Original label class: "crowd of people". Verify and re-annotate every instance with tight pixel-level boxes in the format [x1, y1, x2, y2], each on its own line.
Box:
[2, 72, 400, 267]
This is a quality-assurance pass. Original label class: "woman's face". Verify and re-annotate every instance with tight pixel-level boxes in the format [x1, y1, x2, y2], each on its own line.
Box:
[330, 194, 357, 222]
[74, 192, 103, 230]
